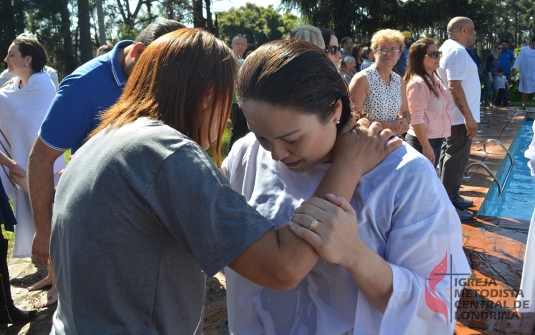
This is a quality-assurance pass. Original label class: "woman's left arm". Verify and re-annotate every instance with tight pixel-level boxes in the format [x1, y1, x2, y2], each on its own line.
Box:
[399, 80, 411, 123]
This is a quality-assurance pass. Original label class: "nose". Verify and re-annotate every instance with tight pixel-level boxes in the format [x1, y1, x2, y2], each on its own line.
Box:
[270, 141, 290, 162]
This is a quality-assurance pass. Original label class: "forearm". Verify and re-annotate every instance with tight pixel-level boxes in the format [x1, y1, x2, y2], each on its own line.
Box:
[313, 159, 362, 201]
[411, 123, 431, 148]
[28, 141, 62, 236]
[229, 225, 318, 290]
[448, 81, 474, 120]
[0, 151, 17, 169]
[344, 239, 393, 313]
[399, 110, 411, 124]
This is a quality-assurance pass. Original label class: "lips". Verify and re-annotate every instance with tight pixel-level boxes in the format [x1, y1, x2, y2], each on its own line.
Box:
[284, 160, 301, 168]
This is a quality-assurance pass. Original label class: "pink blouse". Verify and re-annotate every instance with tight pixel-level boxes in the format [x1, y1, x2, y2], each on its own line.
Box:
[406, 75, 452, 139]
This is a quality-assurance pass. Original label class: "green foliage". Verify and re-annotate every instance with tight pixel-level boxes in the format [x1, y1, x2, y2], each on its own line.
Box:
[217, 3, 300, 46]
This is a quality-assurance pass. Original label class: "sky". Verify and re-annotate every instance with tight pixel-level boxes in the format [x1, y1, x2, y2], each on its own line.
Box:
[211, 0, 282, 13]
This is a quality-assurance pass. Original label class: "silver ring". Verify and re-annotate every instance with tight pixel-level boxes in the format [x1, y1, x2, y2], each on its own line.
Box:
[309, 218, 319, 232]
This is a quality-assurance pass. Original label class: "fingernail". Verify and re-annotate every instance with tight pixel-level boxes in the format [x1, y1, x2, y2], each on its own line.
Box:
[289, 221, 295, 228]
[326, 193, 336, 198]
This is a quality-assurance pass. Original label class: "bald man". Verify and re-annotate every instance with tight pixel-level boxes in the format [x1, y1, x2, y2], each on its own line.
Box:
[436, 17, 480, 220]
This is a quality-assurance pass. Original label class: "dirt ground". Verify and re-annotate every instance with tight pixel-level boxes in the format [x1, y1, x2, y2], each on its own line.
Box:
[3, 257, 230, 334]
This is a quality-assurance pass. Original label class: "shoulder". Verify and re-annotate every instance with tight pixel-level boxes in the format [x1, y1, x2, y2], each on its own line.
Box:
[222, 133, 259, 180]
[406, 76, 426, 90]
[391, 71, 401, 82]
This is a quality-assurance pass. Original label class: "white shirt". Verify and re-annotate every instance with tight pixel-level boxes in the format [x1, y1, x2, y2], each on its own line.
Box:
[496, 75, 508, 89]
[222, 133, 470, 335]
[438, 39, 481, 126]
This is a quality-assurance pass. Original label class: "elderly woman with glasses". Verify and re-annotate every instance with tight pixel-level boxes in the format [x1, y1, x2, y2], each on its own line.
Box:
[403, 38, 452, 166]
[349, 29, 410, 133]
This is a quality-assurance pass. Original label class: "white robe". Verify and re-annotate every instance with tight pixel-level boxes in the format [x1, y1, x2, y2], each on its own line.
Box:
[0, 72, 65, 257]
[513, 46, 535, 94]
[222, 133, 470, 335]
[516, 120, 535, 313]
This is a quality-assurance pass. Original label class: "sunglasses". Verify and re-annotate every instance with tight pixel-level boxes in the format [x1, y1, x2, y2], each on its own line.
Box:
[497, 47, 503, 50]
[325, 46, 341, 55]
[425, 51, 442, 59]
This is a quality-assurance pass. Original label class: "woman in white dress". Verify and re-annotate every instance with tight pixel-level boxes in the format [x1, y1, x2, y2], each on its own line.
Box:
[0, 36, 65, 306]
[223, 39, 470, 335]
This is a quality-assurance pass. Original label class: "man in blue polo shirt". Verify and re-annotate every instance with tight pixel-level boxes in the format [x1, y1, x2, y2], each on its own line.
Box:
[26, 19, 184, 308]
[499, 39, 515, 106]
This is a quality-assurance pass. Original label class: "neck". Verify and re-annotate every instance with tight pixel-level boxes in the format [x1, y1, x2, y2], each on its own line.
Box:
[451, 37, 468, 48]
[17, 71, 33, 89]
[375, 64, 392, 79]
[118, 45, 131, 78]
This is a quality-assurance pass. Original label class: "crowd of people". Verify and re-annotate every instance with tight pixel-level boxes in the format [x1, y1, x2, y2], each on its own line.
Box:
[0, 14, 533, 335]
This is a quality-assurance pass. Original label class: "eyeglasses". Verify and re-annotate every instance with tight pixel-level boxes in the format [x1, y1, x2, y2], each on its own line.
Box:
[325, 46, 341, 55]
[425, 51, 442, 59]
[376, 47, 402, 55]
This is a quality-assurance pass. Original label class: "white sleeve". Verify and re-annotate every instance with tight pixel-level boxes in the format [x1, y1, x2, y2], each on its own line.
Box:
[373, 156, 470, 335]
[445, 49, 469, 81]
[513, 48, 524, 70]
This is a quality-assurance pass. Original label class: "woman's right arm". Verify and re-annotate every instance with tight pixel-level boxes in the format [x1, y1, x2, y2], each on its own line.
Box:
[406, 80, 434, 163]
[485, 55, 493, 83]
[348, 73, 370, 119]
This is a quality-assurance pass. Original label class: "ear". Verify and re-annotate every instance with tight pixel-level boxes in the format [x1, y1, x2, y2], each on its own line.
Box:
[130, 42, 145, 59]
[25, 55, 32, 65]
[332, 98, 343, 122]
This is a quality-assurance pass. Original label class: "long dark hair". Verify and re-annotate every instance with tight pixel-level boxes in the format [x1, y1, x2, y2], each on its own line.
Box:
[91, 28, 237, 165]
[403, 38, 441, 97]
[236, 40, 351, 130]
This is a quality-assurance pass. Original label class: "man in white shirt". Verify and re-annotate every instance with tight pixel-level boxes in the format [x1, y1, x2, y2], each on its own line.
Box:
[437, 17, 480, 220]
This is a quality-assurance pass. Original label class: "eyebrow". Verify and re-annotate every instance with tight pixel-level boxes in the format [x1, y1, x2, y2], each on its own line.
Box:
[254, 129, 301, 139]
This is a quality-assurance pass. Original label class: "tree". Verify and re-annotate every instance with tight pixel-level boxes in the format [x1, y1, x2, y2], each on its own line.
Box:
[78, 0, 92, 63]
[217, 3, 300, 46]
[95, 0, 106, 45]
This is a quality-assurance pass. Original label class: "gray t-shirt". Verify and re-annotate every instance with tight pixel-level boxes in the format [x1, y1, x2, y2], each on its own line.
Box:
[50, 117, 273, 334]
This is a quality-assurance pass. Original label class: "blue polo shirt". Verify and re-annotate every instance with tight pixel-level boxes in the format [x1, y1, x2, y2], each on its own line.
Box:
[396, 48, 409, 76]
[39, 40, 133, 154]
[498, 49, 515, 74]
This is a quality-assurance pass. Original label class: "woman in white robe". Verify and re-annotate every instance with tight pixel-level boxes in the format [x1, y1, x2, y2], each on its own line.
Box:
[223, 40, 470, 335]
[512, 37, 535, 109]
[516, 120, 535, 313]
[0, 36, 64, 258]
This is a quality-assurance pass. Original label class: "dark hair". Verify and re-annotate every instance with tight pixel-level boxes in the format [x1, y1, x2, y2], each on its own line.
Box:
[92, 28, 237, 166]
[135, 19, 185, 46]
[243, 43, 257, 58]
[236, 40, 351, 130]
[319, 28, 335, 48]
[403, 38, 441, 97]
[13, 37, 48, 73]
[497, 68, 504, 73]
[532, 36, 535, 43]
[361, 46, 372, 59]
[97, 43, 114, 54]
[340, 37, 352, 47]
[351, 44, 363, 61]
[501, 39, 509, 44]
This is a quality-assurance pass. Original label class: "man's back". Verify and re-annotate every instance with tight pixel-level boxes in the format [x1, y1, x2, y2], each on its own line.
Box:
[38, 41, 132, 154]
[438, 39, 480, 125]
